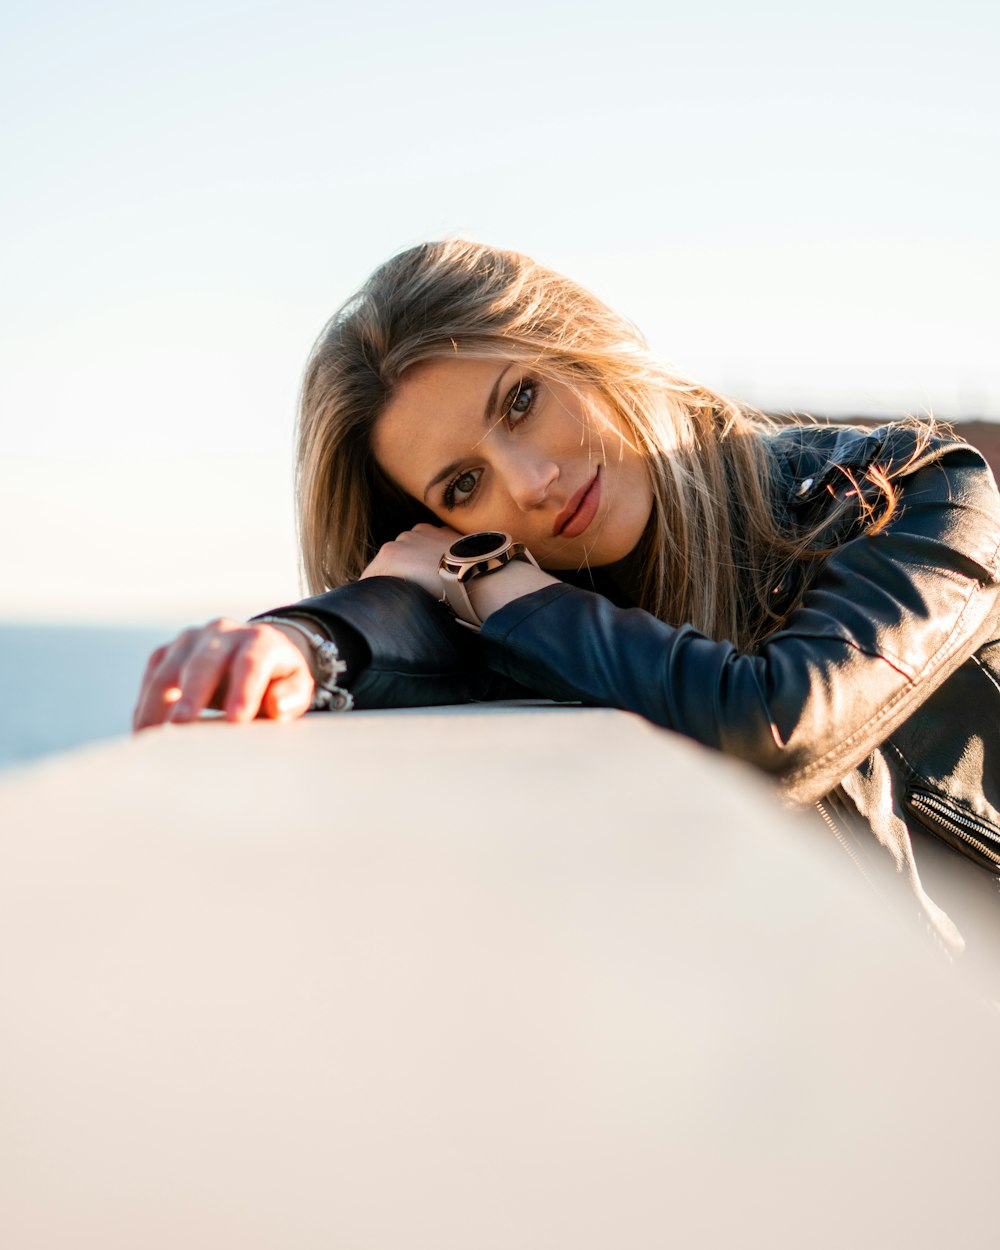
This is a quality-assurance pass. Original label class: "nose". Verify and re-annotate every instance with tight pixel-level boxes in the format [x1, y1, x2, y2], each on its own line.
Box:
[502, 449, 559, 512]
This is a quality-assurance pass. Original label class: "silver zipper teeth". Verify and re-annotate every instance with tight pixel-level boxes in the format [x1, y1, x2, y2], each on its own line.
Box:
[908, 792, 1000, 867]
[815, 798, 870, 880]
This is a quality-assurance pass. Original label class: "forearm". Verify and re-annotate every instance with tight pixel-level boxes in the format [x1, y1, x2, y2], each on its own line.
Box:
[467, 560, 559, 620]
[253, 577, 536, 709]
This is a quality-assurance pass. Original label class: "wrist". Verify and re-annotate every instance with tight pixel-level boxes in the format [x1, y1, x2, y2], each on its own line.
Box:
[438, 530, 555, 629]
[263, 618, 319, 656]
[254, 615, 354, 712]
[466, 560, 556, 621]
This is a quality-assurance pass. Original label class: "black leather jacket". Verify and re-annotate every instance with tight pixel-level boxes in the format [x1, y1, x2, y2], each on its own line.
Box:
[262, 424, 1000, 930]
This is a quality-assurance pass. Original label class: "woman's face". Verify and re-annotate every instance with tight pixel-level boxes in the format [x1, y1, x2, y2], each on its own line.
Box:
[373, 357, 654, 569]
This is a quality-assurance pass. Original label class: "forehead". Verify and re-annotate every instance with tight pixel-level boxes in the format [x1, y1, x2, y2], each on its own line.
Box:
[373, 356, 509, 480]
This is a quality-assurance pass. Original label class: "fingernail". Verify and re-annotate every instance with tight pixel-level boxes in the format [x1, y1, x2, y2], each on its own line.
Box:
[277, 694, 300, 715]
[171, 699, 193, 722]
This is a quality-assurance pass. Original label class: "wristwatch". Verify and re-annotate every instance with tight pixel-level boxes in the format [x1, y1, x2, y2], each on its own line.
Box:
[438, 531, 538, 630]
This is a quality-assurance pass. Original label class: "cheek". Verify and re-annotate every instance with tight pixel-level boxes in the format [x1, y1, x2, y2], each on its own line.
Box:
[423, 502, 491, 537]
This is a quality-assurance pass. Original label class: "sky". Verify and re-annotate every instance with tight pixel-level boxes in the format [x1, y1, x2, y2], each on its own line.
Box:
[2, 0, 998, 624]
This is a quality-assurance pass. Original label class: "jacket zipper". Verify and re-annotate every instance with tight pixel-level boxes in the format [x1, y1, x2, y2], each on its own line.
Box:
[815, 798, 871, 882]
[904, 789, 1000, 872]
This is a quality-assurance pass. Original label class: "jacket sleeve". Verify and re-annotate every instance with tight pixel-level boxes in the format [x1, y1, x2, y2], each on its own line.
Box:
[255, 577, 536, 708]
[479, 442, 1000, 804]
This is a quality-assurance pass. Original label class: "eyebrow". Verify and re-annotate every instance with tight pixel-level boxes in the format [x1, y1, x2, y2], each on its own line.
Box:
[421, 362, 515, 503]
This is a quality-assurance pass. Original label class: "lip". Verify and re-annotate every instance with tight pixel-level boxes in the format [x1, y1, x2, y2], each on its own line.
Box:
[553, 468, 601, 539]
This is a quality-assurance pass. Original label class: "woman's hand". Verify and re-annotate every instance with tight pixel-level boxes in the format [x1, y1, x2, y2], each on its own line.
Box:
[359, 522, 461, 599]
[360, 521, 558, 619]
[132, 619, 315, 732]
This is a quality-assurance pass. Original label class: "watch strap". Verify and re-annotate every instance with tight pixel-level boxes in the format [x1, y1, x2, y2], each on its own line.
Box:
[438, 569, 485, 630]
[438, 537, 538, 630]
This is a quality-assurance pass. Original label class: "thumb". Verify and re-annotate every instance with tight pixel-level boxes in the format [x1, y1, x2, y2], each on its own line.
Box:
[261, 669, 314, 722]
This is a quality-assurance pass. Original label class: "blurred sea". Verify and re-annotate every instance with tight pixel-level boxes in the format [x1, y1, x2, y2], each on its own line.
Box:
[0, 623, 176, 774]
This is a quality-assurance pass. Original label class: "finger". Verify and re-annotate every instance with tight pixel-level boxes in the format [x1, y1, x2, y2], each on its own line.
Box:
[133, 630, 200, 731]
[140, 643, 168, 683]
[132, 644, 169, 731]
[221, 632, 300, 723]
[260, 668, 315, 722]
[170, 631, 243, 723]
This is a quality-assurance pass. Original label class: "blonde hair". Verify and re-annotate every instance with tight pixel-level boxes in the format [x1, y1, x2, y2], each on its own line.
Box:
[297, 240, 920, 652]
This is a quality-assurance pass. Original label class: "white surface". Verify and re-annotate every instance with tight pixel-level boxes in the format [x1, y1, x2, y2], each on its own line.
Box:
[0, 707, 997, 1248]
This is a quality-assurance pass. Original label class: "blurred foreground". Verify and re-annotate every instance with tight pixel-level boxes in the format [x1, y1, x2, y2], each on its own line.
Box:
[1, 707, 997, 1248]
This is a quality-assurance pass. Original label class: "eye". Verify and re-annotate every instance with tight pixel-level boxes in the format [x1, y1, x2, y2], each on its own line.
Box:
[443, 467, 482, 509]
[504, 379, 536, 426]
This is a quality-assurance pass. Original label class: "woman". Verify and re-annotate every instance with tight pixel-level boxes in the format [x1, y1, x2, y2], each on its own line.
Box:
[134, 239, 1000, 949]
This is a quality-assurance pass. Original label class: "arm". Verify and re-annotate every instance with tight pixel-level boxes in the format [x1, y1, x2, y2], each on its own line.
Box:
[134, 515, 551, 730]
[256, 522, 546, 708]
[257, 576, 538, 709]
[479, 443, 1000, 804]
[134, 542, 541, 732]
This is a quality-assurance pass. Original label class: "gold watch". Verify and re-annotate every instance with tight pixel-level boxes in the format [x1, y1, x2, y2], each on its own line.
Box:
[438, 531, 538, 630]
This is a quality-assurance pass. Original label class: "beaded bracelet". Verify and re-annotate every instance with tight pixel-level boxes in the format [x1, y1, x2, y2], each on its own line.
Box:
[255, 615, 355, 712]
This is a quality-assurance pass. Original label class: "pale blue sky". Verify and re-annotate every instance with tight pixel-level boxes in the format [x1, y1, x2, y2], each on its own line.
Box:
[2, 0, 997, 621]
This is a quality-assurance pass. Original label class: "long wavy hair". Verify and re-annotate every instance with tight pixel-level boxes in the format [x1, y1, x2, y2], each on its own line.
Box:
[297, 239, 921, 652]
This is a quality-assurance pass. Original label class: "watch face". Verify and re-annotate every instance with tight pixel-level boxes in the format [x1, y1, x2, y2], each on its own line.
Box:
[449, 531, 508, 560]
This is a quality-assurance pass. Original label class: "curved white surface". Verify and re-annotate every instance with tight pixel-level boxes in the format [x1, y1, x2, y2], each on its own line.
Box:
[0, 707, 996, 1248]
